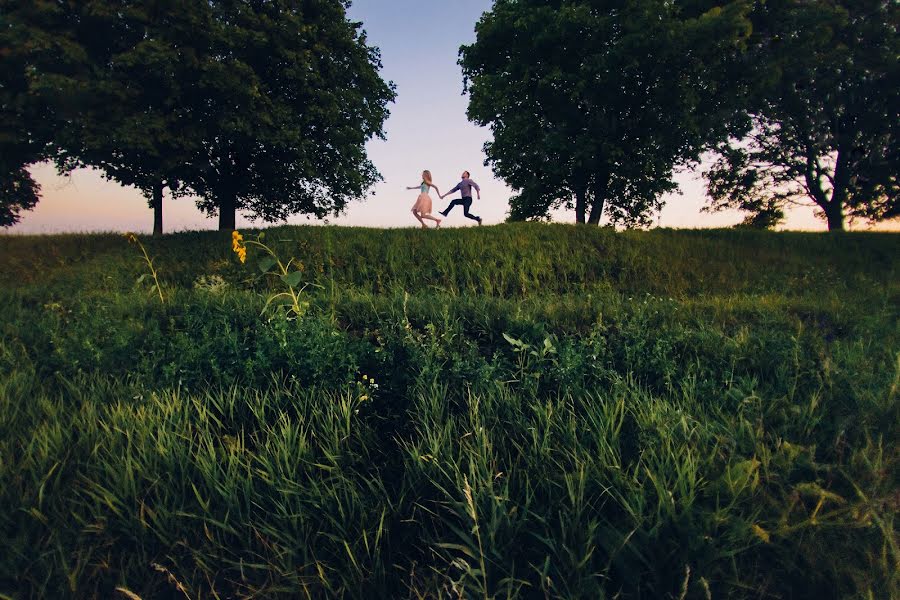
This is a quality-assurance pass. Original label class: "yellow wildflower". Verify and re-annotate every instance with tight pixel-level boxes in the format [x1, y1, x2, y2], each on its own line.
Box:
[359, 395, 369, 402]
[751, 524, 771, 543]
[231, 231, 247, 263]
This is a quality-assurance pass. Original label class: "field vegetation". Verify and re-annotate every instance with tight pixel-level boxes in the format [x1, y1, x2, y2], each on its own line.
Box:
[0, 224, 897, 598]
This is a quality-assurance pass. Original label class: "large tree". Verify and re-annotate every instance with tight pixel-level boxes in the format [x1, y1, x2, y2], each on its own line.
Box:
[50, 1, 208, 236]
[62, 2, 208, 236]
[188, 0, 395, 230]
[460, 0, 753, 226]
[2, 0, 394, 232]
[705, 0, 899, 231]
[1, 0, 207, 234]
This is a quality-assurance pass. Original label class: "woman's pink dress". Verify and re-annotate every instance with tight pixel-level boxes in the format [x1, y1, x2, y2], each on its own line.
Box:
[412, 183, 432, 213]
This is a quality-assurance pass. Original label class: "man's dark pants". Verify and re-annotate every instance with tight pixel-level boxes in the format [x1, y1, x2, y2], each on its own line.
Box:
[440, 196, 480, 221]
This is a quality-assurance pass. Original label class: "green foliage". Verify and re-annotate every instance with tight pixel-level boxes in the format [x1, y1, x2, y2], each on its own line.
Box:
[0, 166, 40, 227]
[0, 1, 53, 226]
[0, 225, 897, 598]
[184, 0, 396, 230]
[234, 230, 312, 318]
[124, 232, 166, 303]
[705, 0, 900, 231]
[1, 0, 396, 232]
[461, 0, 753, 226]
[1, 0, 181, 226]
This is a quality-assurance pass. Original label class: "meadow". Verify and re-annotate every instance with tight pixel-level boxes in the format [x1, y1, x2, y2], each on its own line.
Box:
[0, 224, 897, 599]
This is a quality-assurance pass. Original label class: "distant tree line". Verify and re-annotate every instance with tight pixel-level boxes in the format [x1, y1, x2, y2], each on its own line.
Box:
[1, 0, 395, 233]
[461, 0, 898, 231]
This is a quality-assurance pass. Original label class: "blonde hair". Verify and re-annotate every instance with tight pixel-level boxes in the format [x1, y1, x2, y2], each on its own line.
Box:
[422, 170, 433, 186]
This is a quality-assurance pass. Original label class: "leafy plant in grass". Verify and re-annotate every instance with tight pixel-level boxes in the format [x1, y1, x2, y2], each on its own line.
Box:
[502, 332, 559, 393]
[124, 232, 165, 304]
[232, 230, 310, 318]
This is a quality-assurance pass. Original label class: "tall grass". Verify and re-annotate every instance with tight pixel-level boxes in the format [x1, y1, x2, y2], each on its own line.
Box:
[2, 224, 897, 297]
[0, 224, 897, 598]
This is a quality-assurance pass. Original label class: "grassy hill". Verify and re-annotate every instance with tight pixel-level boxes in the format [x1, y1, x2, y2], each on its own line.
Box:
[1, 224, 897, 598]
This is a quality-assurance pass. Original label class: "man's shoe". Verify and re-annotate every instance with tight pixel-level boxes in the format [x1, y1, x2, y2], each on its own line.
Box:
[476, 217, 483, 226]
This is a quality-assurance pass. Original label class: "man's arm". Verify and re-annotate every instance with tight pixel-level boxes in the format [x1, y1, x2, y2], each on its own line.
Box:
[471, 180, 481, 198]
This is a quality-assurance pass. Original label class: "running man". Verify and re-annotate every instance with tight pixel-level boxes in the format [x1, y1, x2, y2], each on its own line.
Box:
[439, 171, 482, 225]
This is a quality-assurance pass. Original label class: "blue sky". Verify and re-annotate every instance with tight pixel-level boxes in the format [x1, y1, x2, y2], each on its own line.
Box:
[12, 0, 840, 233]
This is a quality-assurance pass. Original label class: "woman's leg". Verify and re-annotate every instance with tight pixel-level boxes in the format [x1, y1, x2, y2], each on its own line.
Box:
[420, 213, 442, 227]
[412, 209, 427, 228]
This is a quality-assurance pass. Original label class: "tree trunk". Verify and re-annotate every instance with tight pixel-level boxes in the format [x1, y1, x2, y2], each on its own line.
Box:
[152, 183, 164, 236]
[805, 147, 847, 232]
[827, 145, 849, 232]
[588, 198, 605, 225]
[218, 191, 236, 231]
[575, 188, 587, 224]
[825, 200, 845, 232]
[587, 173, 608, 225]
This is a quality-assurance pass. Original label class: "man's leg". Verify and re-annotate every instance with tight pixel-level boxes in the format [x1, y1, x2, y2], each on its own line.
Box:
[462, 197, 481, 223]
[440, 199, 462, 217]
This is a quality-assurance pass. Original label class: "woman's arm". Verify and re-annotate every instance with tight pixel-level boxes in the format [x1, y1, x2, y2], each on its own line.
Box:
[406, 185, 420, 190]
[430, 184, 441, 195]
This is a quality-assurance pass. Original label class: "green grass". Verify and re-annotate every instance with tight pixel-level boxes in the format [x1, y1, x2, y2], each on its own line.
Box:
[0, 224, 897, 598]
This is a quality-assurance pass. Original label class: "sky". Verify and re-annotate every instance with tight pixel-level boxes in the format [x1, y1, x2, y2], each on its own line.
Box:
[8, 0, 890, 234]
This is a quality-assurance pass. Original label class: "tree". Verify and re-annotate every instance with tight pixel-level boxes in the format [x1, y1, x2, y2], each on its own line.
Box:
[0, 1, 53, 226]
[2, 0, 394, 233]
[705, 0, 899, 231]
[461, 0, 753, 226]
[187, 0, 395, 230]
[59, 2, 209, 236]
[49, 1, 209, 236]
[1, 0, 203, 234]
[0, 165, 40, 227]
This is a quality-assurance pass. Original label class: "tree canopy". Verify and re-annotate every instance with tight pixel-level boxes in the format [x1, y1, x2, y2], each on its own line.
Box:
[460, 0, 754, 226]
[22, 1, 207, 235]
[0, 1, 52, 226]
[180, 0, 396, 230]
[704, 0, 899, 231]
[1, 0, 395, 232]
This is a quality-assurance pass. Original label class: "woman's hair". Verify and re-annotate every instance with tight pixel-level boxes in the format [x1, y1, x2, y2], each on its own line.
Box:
[422, 170, 433, 186]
